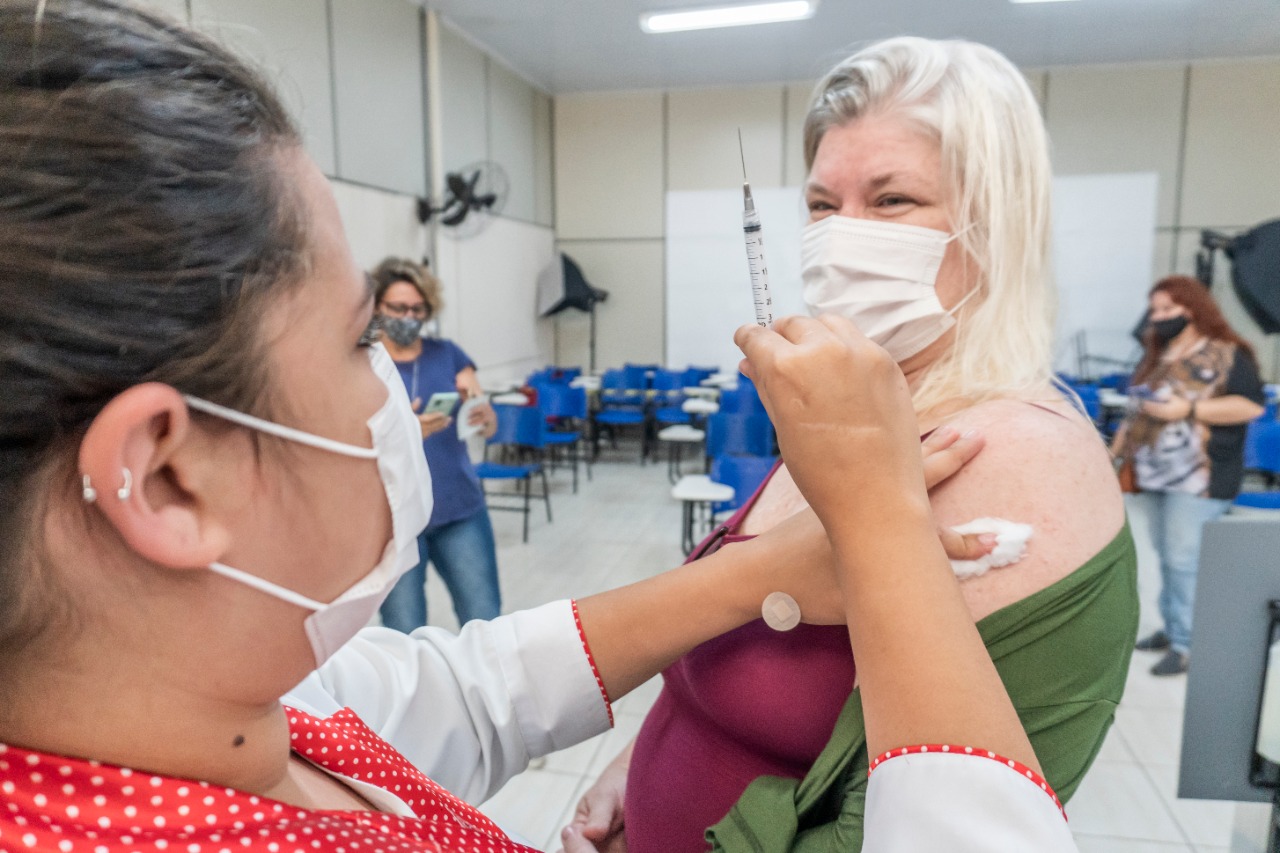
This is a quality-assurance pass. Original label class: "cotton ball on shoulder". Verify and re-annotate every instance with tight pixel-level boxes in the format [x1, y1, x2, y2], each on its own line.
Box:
[949, 518, 1033, 579]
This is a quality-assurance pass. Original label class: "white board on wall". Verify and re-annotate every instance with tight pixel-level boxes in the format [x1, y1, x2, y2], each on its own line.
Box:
[665, 173, 1159, 378]
[1052, 172, 1158, 376]
[665, 187, 808, 372]
[330, 179, 426, 273]
[434, 218, 556, 385]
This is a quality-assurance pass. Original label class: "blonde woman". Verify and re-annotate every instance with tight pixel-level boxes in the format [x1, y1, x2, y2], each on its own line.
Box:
[564, 37, 1137, 853]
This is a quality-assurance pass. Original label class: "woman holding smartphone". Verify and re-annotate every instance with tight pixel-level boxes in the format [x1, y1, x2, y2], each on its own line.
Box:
[371, 257, 503, 632]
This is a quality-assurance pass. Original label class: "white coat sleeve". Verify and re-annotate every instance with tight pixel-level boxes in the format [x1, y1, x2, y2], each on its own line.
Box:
[283, 599, 613, 805]
[863, 747, 1079, 853]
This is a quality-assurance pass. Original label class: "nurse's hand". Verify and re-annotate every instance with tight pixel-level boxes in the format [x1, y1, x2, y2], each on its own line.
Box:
[560, 749, 629, 853]
[734, 315, 926, 538]
[560, 825, 606, 853]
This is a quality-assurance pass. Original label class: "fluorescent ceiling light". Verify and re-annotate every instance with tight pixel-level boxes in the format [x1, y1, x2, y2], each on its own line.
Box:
[1008, 0, 1080, 4]
[640, 1, 817, 34]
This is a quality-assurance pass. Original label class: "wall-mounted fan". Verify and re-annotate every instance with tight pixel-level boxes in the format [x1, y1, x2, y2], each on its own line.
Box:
[416, 160, 509, 238]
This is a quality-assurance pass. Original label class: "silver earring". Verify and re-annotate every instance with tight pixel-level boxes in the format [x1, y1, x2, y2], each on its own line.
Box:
[117, 468, 133, 502]
[82, 474, 97, 504]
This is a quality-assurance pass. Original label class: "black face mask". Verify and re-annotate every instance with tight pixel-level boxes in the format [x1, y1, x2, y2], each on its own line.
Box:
[1150, 316, 1188, 343]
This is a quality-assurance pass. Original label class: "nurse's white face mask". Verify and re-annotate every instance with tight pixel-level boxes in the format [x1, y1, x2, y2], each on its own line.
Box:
[800, 215, 976, 363]
[184, 342, 432, 667]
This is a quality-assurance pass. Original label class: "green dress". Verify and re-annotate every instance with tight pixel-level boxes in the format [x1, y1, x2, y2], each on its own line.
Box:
[706, 522, 1139, 852]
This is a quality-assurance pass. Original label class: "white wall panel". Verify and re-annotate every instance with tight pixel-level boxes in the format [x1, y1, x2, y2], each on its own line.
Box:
[1045, 66, 1186, 227]
[330, 0, 426, 196]
[784, 81, 813, 187]
[488, 62, 538, 223]
[554, 92, 665, 240]
[192, 0, 337, 175]
[533, 91, 555, 227]
[437, 22, 489, 179]
[329, 179, 426, 275]
[1152, 232, 1177, 281]
[1024, 70, 1048, 113]
[666, 86, 785, 192]
[435, 221, 556, 386]
[553, 240, 664, 369]
[1181, 60, 1280, 229]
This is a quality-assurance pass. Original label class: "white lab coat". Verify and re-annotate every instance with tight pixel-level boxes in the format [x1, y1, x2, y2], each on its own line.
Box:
[284, 599, 612, 805]
[284, 600, 1076, 851]
[864, 751, 1079, 852]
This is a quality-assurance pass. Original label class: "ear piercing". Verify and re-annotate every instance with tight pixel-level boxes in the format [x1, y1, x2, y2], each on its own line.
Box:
[81, 468, 133, 504]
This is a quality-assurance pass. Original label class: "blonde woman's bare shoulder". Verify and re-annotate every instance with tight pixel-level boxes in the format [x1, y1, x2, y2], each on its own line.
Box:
[927, 397, 1125, 620]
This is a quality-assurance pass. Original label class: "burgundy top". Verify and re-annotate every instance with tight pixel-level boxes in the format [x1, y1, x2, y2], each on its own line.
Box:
[626, 461, 855, 853]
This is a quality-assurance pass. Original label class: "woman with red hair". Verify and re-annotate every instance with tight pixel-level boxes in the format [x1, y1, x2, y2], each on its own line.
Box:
[1114, 275, 1265, 675]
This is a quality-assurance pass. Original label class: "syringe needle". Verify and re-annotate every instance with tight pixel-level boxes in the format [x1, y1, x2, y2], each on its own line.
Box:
[738, 128, 747, 182]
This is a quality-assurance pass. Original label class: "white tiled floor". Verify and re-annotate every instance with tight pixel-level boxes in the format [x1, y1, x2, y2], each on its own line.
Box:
[418, 447, 1268, 852]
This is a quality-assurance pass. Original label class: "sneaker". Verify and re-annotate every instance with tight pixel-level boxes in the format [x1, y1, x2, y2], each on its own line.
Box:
[1135, 630, 1170, 652]
[1150, 650, 1189, 676]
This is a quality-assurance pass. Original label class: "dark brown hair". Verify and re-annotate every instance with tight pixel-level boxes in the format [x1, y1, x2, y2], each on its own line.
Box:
[370, 257, 443, 320]
[1132, 275, 1258, 383]
[0, 0, 305, 654]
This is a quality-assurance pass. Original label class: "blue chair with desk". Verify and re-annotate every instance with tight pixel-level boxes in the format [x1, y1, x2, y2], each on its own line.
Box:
[709, 454, 779, 515]
[593, 367, 649, 462]
[1234, 418, 1280, 510]
[474, 403, 553, 542]
[532, 382, 590, 493]
[704, 411, 774, 466]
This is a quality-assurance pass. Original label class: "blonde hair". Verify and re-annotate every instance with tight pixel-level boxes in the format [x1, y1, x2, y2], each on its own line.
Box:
[804, 37, 1056, 415]
[370, 257, 444, 319]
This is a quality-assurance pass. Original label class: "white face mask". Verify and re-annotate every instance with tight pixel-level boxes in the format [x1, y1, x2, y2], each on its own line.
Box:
[800, 215, 975, 363]
[184, 343, 432, 667]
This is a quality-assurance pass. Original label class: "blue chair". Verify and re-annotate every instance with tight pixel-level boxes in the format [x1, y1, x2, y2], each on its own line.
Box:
[1235, 492, 1280, 510]
[705, 412, 774, 462]
[600, 368, 643, 407]
[623, 363, 659, 391]
[683, 366, 717, 387]
[595, 369, 649, 462]
[533, 382, 590, 492]
[710, 454, 779, 514]
[475, 404, 552, 542]
[1070, 384, 1102, 424]
[592, 406, 649, 462]
[1099, 372, 1131, 392]
[651, 369, 686, 404]
[718, 383, 767, 415]
[649, 371, 689, 426]
[526, 368, 555, 386]
[1245, 419, 1280, 486]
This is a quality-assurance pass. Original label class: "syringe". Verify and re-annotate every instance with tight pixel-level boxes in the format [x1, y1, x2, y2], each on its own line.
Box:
[739, 130, 774, 328]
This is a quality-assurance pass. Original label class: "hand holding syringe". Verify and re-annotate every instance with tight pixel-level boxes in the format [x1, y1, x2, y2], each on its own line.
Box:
[739, 130, 774, 328]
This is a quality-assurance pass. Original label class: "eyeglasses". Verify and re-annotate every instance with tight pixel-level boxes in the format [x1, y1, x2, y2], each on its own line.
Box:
[380, 302, 429, 319]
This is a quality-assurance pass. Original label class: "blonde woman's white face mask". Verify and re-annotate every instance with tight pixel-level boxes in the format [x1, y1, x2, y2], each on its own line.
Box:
[800, 215, 974, 363]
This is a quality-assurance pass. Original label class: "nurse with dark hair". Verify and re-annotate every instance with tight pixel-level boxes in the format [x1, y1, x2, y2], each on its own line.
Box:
[0, 2, 1073, 851]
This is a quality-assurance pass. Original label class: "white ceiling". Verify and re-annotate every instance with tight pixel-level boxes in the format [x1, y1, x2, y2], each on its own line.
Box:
[420, 0, 1280, 94]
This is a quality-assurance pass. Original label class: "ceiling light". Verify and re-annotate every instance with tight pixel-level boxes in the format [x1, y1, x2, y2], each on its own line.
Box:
[1008, 0, 1080, 4]
[640, 1, 818, 34]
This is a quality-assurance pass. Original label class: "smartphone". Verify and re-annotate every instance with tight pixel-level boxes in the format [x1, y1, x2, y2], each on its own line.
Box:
[423, 391, 460, 417]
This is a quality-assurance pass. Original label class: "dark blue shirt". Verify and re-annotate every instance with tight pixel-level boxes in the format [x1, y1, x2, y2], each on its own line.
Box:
[393, 339, 485, 529]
